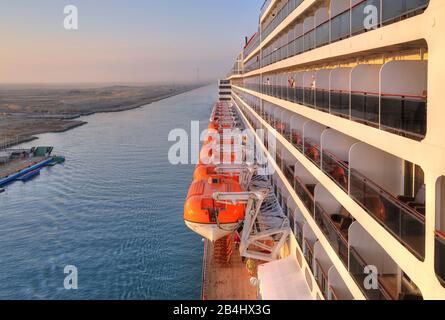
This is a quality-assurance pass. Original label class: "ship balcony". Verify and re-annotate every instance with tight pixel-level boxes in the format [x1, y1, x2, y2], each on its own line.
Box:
[314, 184, 352, 267]
[303, 223, 317, 273]
[328, 267, 354, 300]
[287, 195, 306, 248]
[314, 241, 334, 299]
[235, 96, 427, 300]
[244, 33, 260, 59]
[435, 176, 445, 287]
[260, 0, 273, 19]
[248, 59, 428, 140]
[284, 174, 353, 300]
[273, 145, 421, 300]
[261, 0, 304, 42]
[349, 222, 423, 300]
[258, 0, 429, 71]
[238, 93, 427, 259]
[349, 168, 425, 258]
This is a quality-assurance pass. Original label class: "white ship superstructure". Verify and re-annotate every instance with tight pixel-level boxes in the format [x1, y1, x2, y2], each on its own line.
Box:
[226, 0, 445, 300]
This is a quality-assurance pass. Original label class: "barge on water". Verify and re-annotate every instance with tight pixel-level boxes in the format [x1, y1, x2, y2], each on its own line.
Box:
[0, 146, 65, 189]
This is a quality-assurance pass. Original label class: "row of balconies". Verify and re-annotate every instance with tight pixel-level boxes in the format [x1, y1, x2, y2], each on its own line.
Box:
[244, 33, 261, 59]
[261, 0, 275, 19]
[257, 0, 429, 71]
[244, 54, 261, 74]
[262, 0, 304, 41]
[234, 89, 426, 260]
[241, 59, 428, 141]
[235, 92, 425, 299]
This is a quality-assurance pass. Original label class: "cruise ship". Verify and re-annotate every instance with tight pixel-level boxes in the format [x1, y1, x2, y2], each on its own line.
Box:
[184, 0, 445, 300]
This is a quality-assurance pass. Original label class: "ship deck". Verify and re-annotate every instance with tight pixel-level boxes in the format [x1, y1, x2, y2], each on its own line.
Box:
[201, 238, 257, 300]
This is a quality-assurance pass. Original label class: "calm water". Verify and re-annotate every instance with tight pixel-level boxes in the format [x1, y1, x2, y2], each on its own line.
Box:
[0, 85, 216, 300]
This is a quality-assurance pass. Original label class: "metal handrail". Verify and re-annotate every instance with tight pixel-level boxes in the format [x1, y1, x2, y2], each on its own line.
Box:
[436, 231, 445, 242]
[322, 149, 348, 170]
[294, 175, 315, 201]
[328, 286, 340, 300]
[350, 168, 425, 223]
[304, 237, 314, 256]
[315, 258, 329, 298]
[315, 203, 349, 245]
[258, 0, 428, 69]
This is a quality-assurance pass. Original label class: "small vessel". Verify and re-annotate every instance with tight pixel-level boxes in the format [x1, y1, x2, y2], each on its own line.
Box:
[0, 188, 5, 194]
[17, 169, 41, 182]
[46, 156, 66, 166]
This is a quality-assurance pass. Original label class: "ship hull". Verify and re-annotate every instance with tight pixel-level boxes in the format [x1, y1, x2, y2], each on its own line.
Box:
[184, 221, 238, 242]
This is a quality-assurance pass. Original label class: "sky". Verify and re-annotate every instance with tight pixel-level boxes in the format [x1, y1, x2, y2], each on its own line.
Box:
[0, 0, 263, 84]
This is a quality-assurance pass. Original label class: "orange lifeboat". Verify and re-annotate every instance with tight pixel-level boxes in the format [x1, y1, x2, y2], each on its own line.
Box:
[184, 178, 245, 241]
[208, 121, 218, 130]
[198, 145, 239, 166]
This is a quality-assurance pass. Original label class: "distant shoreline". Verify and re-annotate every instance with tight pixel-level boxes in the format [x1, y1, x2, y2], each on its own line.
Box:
[2, 85, 206, 148]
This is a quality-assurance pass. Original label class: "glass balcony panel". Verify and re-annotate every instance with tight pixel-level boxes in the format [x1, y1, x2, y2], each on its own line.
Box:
[283, 124, 292, 142]
[295, 36, 304, 55]
[304, 140, 321, 167]
[351, 92, 379, 125]
[382, 0, 429, 24]
[289, 86, 296, 102]
[314, 204, 349, 266]
[435, 233, 445, 286]
[351, 0, 380, 35]
[294, 176, 315, 213]
[315, 259, 329, 298]
[284, 164, 295, 187]
[295, 222, 304, 247]
[329, 287, 340, 300]
[304, 88, 315, 107]
[330, 91, 350, 117]
[331, 10, 350, 42]
[280, 85, 288, 100]
[291, 130, 303, 151]
[380, 96, 427, 139]
[281, 86, 289, 100]
[315, 22, 330, 48]
[296, 87, 304, 104]
[304, 238, 314, 272]
[349, 169, 425, 258]
[315, 89, 329, 112]
[321, 150, 349, 191]
[304, 30, 315, 52]
[349, 247, 393, 300]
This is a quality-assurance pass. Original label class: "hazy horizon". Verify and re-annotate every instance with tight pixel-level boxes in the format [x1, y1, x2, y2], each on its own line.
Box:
[0, 0, 263, 84]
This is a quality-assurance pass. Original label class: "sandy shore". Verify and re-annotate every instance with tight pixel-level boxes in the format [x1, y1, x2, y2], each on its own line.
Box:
[0, 84, 202, 148]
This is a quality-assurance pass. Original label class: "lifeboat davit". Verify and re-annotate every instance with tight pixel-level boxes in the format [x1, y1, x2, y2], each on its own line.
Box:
[192, 164, 239, 182]
[198, 145, 239, 166]
[184, 178, 245, 241]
